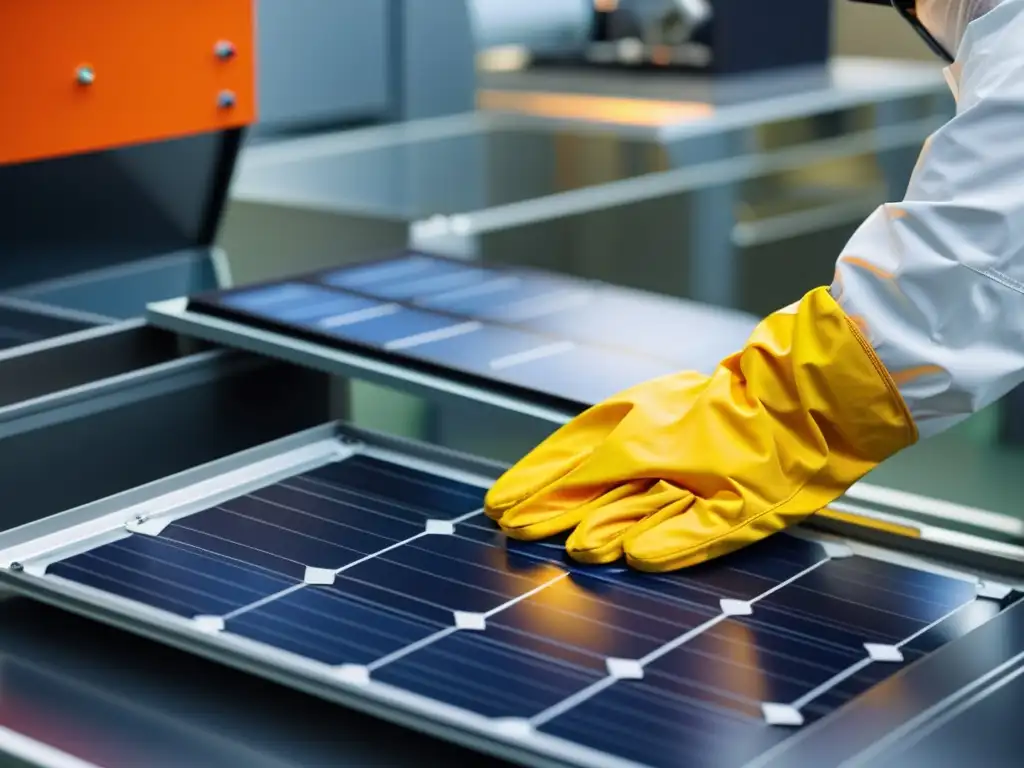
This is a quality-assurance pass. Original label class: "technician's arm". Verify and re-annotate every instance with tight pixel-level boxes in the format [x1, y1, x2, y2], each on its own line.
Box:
[833, 0, 1024, 438]
[483, 0, 1024, 572]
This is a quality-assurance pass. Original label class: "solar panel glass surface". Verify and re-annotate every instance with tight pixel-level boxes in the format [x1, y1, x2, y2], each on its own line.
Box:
[43, 452, 994, 768]
[188, 253, 760, 407]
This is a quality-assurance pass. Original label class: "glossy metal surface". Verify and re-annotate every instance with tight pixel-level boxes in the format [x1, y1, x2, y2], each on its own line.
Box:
[235, 121, 670, 219]
[478, 57, 946, 135]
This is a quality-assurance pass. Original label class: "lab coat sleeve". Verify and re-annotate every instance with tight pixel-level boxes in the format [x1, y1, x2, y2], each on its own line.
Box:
[830, 0, 1024, 439]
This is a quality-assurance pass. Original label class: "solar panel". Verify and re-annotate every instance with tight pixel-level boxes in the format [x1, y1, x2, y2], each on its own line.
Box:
[35, 444, 1006, 768]
[187, 252, 760, 409]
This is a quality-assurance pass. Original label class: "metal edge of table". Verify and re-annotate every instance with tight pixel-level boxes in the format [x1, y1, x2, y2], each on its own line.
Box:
[145, 297, 1024, 580]
[234, 109, 943, 231]
[238, 58, 946, 170]
[0, 420, 1018, 768]
[0, 344, 256, 443]
[0, 295, 117, 327]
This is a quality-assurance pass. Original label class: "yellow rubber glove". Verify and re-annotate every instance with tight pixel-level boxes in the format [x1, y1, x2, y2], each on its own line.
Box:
[484, 287, 917, 571]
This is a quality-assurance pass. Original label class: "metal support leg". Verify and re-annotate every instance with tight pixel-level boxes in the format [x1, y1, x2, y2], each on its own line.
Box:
[669, 130, 748, 309]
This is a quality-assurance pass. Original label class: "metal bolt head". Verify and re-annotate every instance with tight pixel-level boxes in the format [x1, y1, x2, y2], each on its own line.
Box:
[9, 562, 22, 572]
[214, 40, 236, 60]
[217, 90, 236, 109]
[75, 66, 95, 86]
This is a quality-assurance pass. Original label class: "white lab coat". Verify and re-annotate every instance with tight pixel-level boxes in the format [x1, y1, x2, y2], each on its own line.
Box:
[831, 0, 1024, 438]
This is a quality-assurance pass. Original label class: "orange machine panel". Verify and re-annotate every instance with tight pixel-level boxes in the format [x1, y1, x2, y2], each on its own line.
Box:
[0, 0, 256, 166]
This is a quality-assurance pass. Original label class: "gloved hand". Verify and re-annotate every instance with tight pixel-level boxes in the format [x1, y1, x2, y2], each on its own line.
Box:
[917, 0, 1001, 57]
[485, 287, 918, 571]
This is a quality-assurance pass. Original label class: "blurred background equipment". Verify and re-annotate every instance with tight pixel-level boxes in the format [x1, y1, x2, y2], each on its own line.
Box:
[248, 0, 833, 139]
[552, 0, 829, 73]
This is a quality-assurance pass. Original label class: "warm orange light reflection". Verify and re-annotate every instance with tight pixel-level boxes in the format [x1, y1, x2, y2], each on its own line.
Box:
[816, 508, 922, 539]
[650, 46, 674, 66]
[478, 90, 714, 128]
[512, 575, 614, 649]
[711, 620, 769, 702]
[485, 546, 566, 584]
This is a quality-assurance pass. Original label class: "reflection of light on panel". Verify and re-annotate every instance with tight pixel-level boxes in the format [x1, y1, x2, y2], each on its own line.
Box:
[478, 90, 714, 127]
[485, 547, 566, 583]
[817, 507, 922, 539]
[514, 575, 612, 647]
[713, 620, 768, 703]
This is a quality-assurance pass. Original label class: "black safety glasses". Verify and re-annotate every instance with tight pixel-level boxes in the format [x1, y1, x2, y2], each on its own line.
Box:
[848, 0, 955, 62]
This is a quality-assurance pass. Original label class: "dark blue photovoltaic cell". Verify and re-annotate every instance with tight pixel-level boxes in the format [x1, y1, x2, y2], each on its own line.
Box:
[395, 325, 556, 372]
[216, 282, 324, 311]
[413, 275, 583, 322]
[804, 661, 918, 718]
[320, 255, 450, 290]
[322, 256, 491, 301]
[820, 555, 978, 615]
[751, 558, 963, 644]
[539, 681, 790, 768]
[160, 493, 410, 578]
[315, 306, 463, 347]
[46, 535, 296, 616]
[226, 585, 446, 665]
[592, 532, 829, 607]
[306, 456, 485, 517]
[47, 451, 989, 768]
[331, 534, 565, 619]
[190, 253, 763, 409]
[218, 283, 384, 325]
[802, 599, 1000, 718]
[489, 571, 722, 661]
[154, 458, 486, 581]
[373, 631, 604, 719]
[900, 599, 1001, 655]
[643, 617, 867, 711]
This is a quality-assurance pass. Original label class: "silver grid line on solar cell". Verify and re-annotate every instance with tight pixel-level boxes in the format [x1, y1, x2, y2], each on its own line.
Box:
[17, 486, 956, 732]
[0, 424, 1009, 768]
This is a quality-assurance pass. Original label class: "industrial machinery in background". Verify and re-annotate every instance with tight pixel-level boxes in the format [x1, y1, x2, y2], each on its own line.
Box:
[0, 1, 330, 528]
[543, 0, 830, 74]
[251, 0, 833, 137]
[231, 0, 944, 308]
